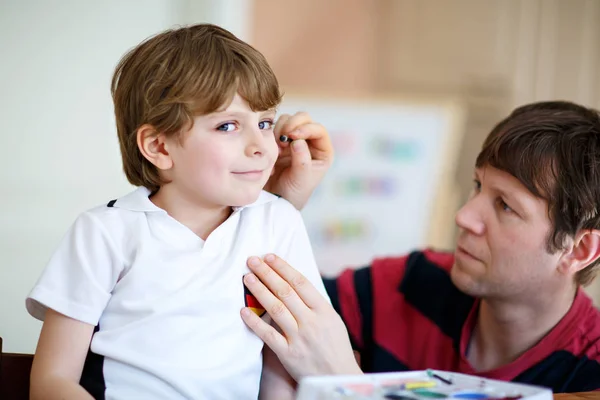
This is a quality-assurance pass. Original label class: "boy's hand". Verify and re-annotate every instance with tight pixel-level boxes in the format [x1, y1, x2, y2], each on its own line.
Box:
[264, 112, 334, 210]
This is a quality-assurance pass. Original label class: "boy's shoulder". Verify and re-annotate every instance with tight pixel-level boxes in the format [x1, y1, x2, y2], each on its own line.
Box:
[238, 191, 305, 235]
[240, 190, 300, 216]
[77, 187, 157, 231]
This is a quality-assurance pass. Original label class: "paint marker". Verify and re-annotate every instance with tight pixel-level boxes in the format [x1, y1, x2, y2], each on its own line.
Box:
[403, 381, 436, 390]
[426, 369, 452, 385]
[384, 393, 418, 400]
[412, 388, 447, 398]
[279, 134, 291, 143]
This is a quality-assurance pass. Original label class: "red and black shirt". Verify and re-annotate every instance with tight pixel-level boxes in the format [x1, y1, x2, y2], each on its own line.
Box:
[323, 250, 600, 392]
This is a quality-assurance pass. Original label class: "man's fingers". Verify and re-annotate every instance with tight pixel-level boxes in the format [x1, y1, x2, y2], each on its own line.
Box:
[247, 256, 312, 319]
[243, 270, 299, 335]
[262, 254, 328, 310]
[286, 122, 334, 164]
[240, 307, 288, 354]
[277, 112, 312, 137]
[289, 140, 312, 170]
[274, 114, 292, 149]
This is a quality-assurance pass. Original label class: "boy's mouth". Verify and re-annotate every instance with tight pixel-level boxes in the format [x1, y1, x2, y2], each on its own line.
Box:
[231, 170, 265, 180]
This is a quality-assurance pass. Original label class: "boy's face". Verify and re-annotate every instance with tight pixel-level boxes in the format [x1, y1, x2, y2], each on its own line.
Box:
[164, 93, 278, 207]
[451, 165, 568, 302]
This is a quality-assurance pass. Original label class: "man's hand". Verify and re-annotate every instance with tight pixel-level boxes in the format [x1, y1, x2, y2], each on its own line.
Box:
[240, 254, 361, 380]
[264, 112, 334, 210]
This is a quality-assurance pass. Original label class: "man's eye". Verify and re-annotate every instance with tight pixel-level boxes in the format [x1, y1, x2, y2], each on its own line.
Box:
[217, 122, 236, 132]
[258, 120, 274, 130]
[499, 199, 513, 213]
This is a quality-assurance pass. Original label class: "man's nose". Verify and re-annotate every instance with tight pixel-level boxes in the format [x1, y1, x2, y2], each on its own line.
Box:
[455, 195, 485, 236]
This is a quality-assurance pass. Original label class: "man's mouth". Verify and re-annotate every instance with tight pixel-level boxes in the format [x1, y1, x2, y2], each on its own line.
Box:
[456, 245, 481, 262]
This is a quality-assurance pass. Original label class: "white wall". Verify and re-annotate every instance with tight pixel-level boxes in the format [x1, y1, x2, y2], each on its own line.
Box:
[0, 0, 251, 353]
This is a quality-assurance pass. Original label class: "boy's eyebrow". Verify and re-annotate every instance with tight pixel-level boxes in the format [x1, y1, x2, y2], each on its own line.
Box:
[208, 109, 277, 118]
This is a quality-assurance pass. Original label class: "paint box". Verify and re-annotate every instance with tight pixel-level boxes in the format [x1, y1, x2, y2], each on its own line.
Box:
[295, 370, 552, 400]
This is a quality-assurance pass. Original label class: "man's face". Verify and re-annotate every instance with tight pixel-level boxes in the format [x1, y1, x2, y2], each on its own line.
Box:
[451, 165, 565, 300]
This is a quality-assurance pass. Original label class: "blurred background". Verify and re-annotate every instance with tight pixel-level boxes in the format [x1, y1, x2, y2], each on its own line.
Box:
[1, 0, 599, 353]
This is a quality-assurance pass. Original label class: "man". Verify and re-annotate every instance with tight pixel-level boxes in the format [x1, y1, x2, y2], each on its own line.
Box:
[246, 101, 600, 392]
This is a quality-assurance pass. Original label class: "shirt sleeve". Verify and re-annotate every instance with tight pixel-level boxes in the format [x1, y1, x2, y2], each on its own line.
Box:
[272, 199, 330, 303]
[26, 211, 124, 326]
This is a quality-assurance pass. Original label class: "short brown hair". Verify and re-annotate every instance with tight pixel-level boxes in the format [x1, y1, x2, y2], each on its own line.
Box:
[111, 24, 282, 192]
[476, 101, 600, 286]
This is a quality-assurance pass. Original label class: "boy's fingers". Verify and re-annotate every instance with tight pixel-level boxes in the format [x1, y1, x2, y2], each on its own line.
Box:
[240, 308, 288, 354]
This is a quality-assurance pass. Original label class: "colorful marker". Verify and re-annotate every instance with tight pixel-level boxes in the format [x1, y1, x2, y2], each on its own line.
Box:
[426, 369, 452, 385]
[403, 381, 437, 390]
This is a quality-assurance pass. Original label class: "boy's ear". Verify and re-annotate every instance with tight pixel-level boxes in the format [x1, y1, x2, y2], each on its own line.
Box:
[137, 124, 173, 170]
[559, 230, 600, 275]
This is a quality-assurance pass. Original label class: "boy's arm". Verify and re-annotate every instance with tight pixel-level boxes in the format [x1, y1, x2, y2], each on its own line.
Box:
[30, 309, 95, 400]
[258, 341, 296, 400]
[258, 199, 331, 398]
[27, 212, 122, 399]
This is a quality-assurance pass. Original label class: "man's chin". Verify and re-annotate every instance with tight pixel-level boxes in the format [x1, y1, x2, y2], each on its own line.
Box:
[450, 263, 484, 297]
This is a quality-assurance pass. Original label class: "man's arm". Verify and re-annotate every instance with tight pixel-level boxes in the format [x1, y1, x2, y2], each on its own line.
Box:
[258, 337, 296, 400]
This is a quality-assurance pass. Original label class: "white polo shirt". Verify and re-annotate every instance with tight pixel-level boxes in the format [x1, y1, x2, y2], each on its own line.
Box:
[26, 187, 328, 400]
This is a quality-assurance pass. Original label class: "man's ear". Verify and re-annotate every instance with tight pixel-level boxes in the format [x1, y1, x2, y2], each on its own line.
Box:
[559, 230, 600, 275]
[137, 124, 173, 170]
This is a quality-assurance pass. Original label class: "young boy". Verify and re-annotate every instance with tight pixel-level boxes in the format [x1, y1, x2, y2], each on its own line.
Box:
[26, 24, 328, 400]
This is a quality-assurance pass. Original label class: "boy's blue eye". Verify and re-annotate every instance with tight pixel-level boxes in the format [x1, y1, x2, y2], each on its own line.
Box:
[259, 120, 274, 130]
[217, 122, 236, 132]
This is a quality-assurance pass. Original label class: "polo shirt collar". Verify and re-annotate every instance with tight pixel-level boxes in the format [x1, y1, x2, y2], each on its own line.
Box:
[112, 187, 279, 213]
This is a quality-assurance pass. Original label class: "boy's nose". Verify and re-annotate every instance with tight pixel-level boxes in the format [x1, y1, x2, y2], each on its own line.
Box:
[245, 128, 266, 157]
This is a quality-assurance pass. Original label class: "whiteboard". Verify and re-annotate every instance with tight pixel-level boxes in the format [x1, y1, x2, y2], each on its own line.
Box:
[278, 96, 466, 276]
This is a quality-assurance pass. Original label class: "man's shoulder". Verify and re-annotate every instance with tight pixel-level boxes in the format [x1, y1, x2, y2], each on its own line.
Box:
[516, 349, 600, 392]
[371, 249, 454, 270]
[369, 249, 456, 285]
[515, 291, 600, 391]
[330, 249, 457, 296]
[572, 291, 600, 360]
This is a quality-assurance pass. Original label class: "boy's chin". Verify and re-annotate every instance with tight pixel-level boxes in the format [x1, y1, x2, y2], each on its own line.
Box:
[228, 191, 263, 208]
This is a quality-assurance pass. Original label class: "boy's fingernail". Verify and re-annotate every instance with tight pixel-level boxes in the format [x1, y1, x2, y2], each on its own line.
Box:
[264, 254, 275, 262]
[245, 274, 257, 283]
